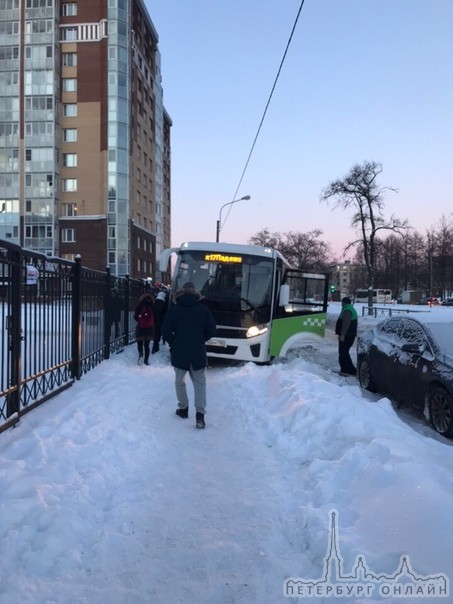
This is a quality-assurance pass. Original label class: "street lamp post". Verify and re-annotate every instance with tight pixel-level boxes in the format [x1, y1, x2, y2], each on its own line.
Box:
[216, 195, 251, 242]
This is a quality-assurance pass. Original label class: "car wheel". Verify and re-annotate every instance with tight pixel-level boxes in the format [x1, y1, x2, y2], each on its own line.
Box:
[358, 357, 378, 392]
[428, 386, 453, 438]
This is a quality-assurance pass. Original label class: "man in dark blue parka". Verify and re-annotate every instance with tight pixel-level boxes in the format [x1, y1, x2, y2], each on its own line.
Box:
[162, 282, 216, 429]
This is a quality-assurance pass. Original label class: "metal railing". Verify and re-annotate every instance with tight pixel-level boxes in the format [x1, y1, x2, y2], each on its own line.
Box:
[361, 305, 430, 319]
[0, 240, 146, 433]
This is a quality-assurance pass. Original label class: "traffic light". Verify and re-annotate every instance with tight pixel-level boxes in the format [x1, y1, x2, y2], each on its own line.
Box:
[330, 285, 336, 293]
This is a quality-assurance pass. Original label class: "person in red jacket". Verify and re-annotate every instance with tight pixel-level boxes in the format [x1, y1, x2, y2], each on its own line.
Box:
[162, 282, 216, 429]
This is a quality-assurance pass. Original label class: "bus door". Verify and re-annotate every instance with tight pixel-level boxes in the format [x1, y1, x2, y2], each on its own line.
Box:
[269, 269, 329, 357]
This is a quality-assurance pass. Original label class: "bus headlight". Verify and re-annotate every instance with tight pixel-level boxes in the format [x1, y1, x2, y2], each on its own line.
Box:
[246, 324, 268, 338]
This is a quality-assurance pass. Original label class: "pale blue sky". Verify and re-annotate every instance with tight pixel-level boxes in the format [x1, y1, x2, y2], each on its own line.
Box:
[146, 0, 453, 258]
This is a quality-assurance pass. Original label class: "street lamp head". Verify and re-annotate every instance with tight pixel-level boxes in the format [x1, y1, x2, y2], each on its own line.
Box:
[216, 194, 252, 242]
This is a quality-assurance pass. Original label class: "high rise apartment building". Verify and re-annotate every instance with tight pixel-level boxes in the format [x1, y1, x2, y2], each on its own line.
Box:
[0, 0, 171, 278]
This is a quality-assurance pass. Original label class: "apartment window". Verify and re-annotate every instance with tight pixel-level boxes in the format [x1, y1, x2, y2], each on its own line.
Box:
[25, 18, 52, 34]
[0, 20, 19, 34]
[62, 78, 77, 92]
[25, 225, 52, 238]
[0, 46, 18, 61]
[62, 228, 76, 243]
[62, 52, 77, 67]
[62, 2, 77, 16]
[63, 129, 77, 142]
[26, 0, 52, 7]
[63, 103, 77, 117]
[61, 27, 78, 41]
[63, 153, 77, 167]
[63, 178, 77, 192]
[63, 203, 77, 216]
[25, 149, 32, 161]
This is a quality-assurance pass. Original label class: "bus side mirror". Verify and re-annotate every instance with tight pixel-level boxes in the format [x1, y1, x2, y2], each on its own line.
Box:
[279, 284, 290, 306]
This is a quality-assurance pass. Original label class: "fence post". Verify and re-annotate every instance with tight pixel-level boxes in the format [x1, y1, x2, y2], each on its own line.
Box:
[104, 266, 112, 360]
[124, 275, 130, 345]
[7, 246, 22, 418]
[71, 254, 82, 380]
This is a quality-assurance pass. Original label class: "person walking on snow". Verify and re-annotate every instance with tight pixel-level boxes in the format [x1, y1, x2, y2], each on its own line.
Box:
[152, 290, 168, 354]
[108, 288, 122, 339]
[161, 282, 216, 429]
[335, 296, 358, 376]
[134, 292, 155, 365]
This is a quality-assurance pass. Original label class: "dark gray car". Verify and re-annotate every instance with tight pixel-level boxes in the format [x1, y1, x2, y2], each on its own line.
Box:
[357, 316, 453, 438]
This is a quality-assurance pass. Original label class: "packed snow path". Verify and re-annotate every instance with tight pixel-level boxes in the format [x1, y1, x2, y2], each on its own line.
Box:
[1, 310, 452, 604]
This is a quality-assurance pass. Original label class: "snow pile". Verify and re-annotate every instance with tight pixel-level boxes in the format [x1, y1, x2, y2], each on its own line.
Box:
[0, 303, 451, 603]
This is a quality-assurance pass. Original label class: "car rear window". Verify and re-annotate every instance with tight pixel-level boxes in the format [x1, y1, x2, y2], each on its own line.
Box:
[378, 319, 402, 337]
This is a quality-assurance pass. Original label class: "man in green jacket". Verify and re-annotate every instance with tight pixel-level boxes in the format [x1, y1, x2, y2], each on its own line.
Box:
[334, 296, 358, 376]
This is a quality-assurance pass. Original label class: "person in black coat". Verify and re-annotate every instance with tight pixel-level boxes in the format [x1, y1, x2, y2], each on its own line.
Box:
[108, 288, 122, 338]
[134, 292, 155, 365]
[152, 290, 168, 354]
[161, 282, 216, 429]
[334, 296, 358, 376]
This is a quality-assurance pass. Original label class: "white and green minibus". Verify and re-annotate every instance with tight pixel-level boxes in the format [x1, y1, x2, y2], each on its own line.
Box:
[159, 241, 329, 363]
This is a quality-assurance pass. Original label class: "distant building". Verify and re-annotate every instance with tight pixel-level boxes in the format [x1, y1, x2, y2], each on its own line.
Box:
[0, 0, 171, 278]
[329, 260, 364, 298]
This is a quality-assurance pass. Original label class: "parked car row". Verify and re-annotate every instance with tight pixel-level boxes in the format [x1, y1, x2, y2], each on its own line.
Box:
[357, 316, 453, 439]
[417, 296, 453, 306]
[395, 295, 453, 305]
[418, 296, 440, 306]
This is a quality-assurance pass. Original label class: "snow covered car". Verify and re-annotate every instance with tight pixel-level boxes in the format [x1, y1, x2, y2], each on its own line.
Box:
[357, 316, 453, 438]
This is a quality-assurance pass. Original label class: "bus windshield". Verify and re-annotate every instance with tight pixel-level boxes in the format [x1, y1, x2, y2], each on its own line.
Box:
[173, 250, 274, 326]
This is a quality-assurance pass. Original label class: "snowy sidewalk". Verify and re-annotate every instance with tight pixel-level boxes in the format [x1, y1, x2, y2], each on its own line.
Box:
[1, 320, 452, 604]
[0, 347, 319, 603]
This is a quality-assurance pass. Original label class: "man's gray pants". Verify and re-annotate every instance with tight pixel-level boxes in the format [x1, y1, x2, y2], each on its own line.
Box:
[174, 366, 207, 414]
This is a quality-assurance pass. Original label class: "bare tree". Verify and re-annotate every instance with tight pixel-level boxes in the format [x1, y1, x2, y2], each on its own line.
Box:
[320, 161, 408, 312]
[279, 230, 332, 270]
[375, 234, 405, 292]
[432, 215, 453, 298]
[249, 229, 333, 270]
[249, 228, 282, 249]
[402, 231, 428, 292]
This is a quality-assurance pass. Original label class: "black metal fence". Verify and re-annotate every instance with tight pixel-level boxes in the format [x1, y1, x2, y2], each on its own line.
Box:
[360, 305, 430, 319]
[0, 239, 147, 434]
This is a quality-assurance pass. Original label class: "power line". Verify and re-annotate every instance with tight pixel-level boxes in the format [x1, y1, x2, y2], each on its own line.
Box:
[225, 0, 307, 224]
